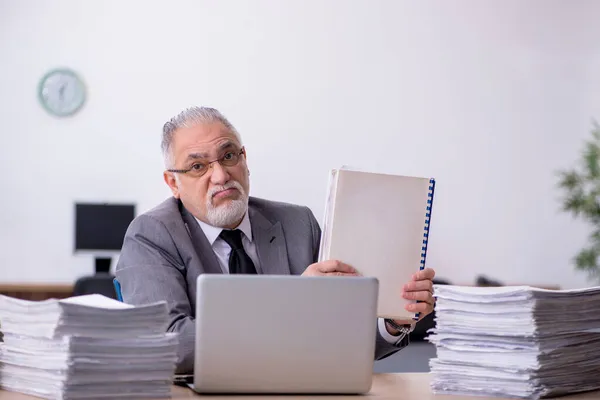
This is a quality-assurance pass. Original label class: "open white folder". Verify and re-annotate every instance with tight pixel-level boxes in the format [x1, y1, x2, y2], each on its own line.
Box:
[318, 167, 436, 320]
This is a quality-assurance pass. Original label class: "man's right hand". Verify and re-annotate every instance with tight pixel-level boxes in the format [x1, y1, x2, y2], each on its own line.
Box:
[302, 260, 360, 276]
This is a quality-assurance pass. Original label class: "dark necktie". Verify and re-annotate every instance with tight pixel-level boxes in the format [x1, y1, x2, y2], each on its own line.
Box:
[219, 229, 258, 274]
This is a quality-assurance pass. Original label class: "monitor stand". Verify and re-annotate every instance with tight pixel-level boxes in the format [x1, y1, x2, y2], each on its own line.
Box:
[95, 257, 112, 274]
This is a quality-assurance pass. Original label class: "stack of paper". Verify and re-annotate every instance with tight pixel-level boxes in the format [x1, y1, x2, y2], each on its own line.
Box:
[427, 285, 600, 399]
[0, 294, 178, 399]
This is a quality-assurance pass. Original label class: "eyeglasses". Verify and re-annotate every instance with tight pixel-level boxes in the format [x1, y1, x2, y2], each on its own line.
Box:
[167, 148, 246, 178]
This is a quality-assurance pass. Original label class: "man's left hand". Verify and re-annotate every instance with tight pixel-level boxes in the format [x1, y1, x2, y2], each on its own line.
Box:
[385, 267, 436, 334]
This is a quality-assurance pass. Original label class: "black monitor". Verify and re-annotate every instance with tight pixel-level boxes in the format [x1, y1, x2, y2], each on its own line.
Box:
[75, 203, 135, 273]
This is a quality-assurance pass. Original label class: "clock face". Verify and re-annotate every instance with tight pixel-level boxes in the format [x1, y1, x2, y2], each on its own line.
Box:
[38, 68, 86, 117]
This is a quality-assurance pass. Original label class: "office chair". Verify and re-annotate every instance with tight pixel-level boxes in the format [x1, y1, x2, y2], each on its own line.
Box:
[113, 278, 123, 302]
[72, 273, 119, 300]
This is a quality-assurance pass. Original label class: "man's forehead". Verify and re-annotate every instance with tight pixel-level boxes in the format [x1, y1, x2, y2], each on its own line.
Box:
[174, 123, 239, 148]
[171, 124, 239, 162]
[187, 141, 238, 160]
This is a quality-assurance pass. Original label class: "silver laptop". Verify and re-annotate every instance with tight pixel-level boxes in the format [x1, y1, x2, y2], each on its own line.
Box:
[192, 274, 379, 394]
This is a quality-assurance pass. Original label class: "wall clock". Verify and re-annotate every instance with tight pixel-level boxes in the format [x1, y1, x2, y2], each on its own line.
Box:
[38, 68, 86, 117]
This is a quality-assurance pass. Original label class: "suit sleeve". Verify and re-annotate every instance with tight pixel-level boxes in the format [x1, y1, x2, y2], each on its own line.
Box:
[115, 214, 195, 374]
[306, 206, 322, 264]
[304, 206, 408, 360]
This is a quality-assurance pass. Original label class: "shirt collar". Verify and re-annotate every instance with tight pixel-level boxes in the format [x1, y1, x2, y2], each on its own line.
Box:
[194, 211, 253, 246]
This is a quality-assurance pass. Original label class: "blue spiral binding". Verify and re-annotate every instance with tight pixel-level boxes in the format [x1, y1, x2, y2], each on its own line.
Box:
[414, 178, 436, 321]
[420, 178, 436, 272]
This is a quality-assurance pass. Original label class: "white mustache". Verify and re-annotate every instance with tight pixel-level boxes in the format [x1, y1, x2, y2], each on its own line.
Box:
[208, 180, 244, 199]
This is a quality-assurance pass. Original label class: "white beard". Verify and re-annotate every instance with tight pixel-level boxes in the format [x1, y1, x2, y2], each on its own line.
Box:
[205, 181, 248, 227]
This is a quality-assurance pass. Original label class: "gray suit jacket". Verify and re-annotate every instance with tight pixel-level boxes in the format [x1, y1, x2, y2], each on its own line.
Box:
[115, 196, 405, 374]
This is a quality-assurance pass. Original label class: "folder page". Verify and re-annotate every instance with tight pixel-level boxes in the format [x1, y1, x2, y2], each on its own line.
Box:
[319, 167, 436, 320]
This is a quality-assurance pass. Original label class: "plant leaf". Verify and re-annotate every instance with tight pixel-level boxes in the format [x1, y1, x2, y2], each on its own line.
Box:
[583, 142, 600, 179]
[556, 170, 582, 191]
[574, 247, 599, 271]
[561, 190, 586, 216]
[591, 120, 600, 140]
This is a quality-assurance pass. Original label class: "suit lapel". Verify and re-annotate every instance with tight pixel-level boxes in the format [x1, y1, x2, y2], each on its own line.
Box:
[249, 206, 291, 275]
[179, 203, 223, 275]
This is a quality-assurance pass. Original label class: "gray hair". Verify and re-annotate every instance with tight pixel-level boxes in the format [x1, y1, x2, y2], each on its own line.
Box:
[161, 106, 242, 168]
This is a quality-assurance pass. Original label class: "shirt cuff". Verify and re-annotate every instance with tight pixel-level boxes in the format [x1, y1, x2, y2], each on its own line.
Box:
[378, 317, 408, 345]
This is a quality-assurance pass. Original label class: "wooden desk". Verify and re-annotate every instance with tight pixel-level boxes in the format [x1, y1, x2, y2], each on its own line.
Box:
[0, 373, 598, 399]
[0, 284, 73, 301]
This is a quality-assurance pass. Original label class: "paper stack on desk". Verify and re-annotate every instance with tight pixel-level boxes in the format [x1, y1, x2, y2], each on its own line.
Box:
[0, 294, 178, 399]
[427, 285, 600, 399]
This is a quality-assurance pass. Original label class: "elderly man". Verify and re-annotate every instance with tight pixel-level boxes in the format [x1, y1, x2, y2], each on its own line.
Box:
[115, 106, 436, 374]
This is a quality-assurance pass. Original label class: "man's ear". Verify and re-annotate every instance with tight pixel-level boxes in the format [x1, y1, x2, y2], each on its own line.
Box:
[163, 171, 180, 199]
[242, 146, 250, 175]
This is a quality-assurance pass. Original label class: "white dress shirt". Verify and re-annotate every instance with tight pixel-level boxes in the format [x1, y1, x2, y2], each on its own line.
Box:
[195, 212, 259, 274]
[194, 214, 405, 345]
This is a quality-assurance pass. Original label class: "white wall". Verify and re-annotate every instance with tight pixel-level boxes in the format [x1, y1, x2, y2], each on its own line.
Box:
[1, 0, 599, 288]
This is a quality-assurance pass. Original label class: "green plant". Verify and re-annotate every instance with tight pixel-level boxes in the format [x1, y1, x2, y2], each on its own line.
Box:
[557, 121, 600, 282]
